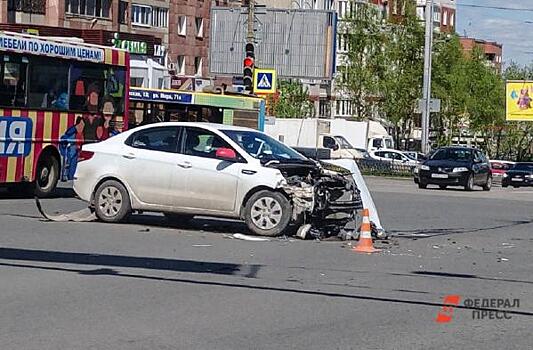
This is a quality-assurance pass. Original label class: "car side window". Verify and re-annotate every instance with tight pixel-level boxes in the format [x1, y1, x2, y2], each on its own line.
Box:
[391, 152, 403, 160]
[323, 136, 336, 149]
[375, 151, 385, 158]
[181, 127, 238, 160]
[126, 127, 179, 153]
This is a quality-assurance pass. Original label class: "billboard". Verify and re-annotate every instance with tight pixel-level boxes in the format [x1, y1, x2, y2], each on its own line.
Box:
[506, 81, 533, 121]
[209, 7, 336, 80]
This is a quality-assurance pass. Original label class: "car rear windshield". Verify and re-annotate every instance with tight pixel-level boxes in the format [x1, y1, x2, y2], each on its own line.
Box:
[512, 163, 533, 171]
[222, 130, 306, 162]
[431, 148, 472, 161]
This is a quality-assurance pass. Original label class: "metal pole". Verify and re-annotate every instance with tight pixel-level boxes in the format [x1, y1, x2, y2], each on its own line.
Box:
[421, 0, 434, 154]
[246, 0, 255, 44]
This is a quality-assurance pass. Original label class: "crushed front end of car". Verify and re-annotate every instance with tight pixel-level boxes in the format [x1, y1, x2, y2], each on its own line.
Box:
[269, 160, 364, 240]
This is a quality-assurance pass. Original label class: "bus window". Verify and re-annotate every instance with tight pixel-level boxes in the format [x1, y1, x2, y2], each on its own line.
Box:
[0, 55, 28, 108]
[69, 64, 126, 115]
[28, 56, 69, 110]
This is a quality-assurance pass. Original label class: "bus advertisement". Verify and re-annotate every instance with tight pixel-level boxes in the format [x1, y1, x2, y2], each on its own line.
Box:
[0, 31, 129, 196]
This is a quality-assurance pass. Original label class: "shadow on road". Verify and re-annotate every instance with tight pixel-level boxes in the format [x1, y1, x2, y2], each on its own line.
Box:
[0, 247, 259, 277]
[0, 187, 76, 200]
[127, 214, 251, 235]
[1, 253, 532, 318]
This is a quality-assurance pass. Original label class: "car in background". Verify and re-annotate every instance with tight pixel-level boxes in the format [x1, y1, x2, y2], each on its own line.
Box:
[415, 146, 491, 191]
[402, 151, 427, 162]
[369, 149, 419, 167]
[490, 160, 515, 182]
[73, 123, 363, 237]
[502, 162, 533, 188]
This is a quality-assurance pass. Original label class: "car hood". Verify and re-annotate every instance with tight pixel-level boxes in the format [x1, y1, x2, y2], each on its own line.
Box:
[424, 160, 471, 168]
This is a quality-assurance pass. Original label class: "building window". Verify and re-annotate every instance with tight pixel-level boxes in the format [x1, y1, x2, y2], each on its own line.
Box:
[153, 7, 168, 28]
[65, 0, 111, 17]
[433, 6, 441, 22]
[443, 10, 448, 26]
[131, 4, 151, 26]
[194, 57, 203, 76]
[416, 7, 424, 20]
[450, 13, 455, 27]
[195, 17, 204, 38]
[118, 1, 128, 24]
[130, 77, 144, 88]
[177, 55, 185, 75]
[8, 0, 46, 14]
[178, 16, 187, 36]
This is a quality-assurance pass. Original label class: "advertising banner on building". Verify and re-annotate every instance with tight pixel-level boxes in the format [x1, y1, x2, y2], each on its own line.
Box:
[506, 81, 533, 121]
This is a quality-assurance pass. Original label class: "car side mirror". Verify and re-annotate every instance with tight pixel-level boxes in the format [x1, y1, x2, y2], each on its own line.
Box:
[332, 144, 339, 151]
[216, 147, 237, 161]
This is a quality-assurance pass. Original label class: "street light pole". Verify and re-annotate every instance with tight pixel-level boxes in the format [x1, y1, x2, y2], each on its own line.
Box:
[421, 0, 434, 154]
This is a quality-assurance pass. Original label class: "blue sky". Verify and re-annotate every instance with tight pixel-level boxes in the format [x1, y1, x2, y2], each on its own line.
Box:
[456, 0, 533, 67]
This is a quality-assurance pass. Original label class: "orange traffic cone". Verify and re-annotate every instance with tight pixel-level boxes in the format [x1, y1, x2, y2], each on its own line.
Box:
[352, 208, 381, 253]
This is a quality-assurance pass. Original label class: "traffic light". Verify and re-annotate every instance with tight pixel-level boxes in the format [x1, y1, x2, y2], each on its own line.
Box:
[243, 43, 255, 91]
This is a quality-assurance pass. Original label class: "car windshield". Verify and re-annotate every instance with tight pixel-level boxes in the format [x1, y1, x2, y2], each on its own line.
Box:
[404, 152, 416, 160]
[222, 129, 307, 162]
[335, 136, 354, 149]
[512, 163, 533, 171]
[431, 148, 473, 162]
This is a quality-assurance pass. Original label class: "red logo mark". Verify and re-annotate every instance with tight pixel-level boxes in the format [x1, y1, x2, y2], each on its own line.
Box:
[435, 295, 461, 323]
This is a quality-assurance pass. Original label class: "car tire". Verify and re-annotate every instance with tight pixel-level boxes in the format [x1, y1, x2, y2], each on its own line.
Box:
[34, 155, 59, 198]
[482, 176, 492, 191]
[165, 213, 194, 224]
[94, 180, 131, 223]
[439, 185, 447, 190]
[244, 190, 292, 237]
[418, 182, 427, 189]
[464, 174, 474, 191]
[502, 184, 508, 188]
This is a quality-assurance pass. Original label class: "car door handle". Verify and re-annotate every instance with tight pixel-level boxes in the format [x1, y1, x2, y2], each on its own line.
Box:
[177, 161, 192, 169]
[122, 153, 136, 160]
[242, 169, 257, 175]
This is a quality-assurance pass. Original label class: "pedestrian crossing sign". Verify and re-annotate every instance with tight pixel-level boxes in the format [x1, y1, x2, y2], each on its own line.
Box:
[254, 68, 277, 94]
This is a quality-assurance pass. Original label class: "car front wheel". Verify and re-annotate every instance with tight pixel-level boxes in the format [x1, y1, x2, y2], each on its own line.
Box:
[244, 190, 292, 237]
[418, 182, 427, 189]
[482, 176, 492, 191]
[464, 173, 475, 191]
[94, 180, 131, 223]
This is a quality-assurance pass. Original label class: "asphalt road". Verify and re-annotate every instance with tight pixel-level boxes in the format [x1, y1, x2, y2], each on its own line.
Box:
[1, 178, 533, 350]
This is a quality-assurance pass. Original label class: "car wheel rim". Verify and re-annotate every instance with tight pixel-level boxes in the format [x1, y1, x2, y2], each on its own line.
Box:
[251, 197, 283, 230]
[98, 186, 123, 217]
[38, 164, 52, 189]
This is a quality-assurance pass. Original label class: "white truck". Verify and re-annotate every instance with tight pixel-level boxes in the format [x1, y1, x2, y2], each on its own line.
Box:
[264, 118, 394, 159]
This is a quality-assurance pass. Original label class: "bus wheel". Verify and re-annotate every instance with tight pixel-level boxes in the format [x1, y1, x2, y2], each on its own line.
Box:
[34, 155, 59, 198]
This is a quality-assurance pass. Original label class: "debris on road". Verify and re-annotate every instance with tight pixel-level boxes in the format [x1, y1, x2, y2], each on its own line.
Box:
[192, 244, 213, 247]
[233, 233, 270, 242]
[36, 198, 96, 222]
[497, 257, 509, 262]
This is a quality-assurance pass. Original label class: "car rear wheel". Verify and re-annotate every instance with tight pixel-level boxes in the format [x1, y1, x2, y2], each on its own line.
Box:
[482, 176, 492, 191]
[94, 180, 131, 223]
[34, 155, 59, 198]
[244, 190, 292, 237]
[465, 174, 474, 191]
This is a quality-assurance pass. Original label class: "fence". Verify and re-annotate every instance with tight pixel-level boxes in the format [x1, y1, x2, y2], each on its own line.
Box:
[356, 159, 415, 177]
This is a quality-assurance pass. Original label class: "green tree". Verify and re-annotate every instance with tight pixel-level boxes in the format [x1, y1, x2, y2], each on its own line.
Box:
[378, 0, 425, 148]
[272, 80, 314, 118]
[337, 2, 387, 120]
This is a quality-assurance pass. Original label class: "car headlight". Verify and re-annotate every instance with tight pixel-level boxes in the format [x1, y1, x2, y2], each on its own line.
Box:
[452, 167, 469, 173]
[420, 165, 430, 171]
[525, 174, 533, 179]
[503, 173, 508, 178]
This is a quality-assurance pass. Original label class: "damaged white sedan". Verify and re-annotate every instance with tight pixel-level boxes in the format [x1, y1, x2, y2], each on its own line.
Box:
[73, 122, 364, 238]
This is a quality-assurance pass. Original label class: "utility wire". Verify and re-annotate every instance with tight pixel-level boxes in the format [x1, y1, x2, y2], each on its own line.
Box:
[457, 3, 533, 12]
